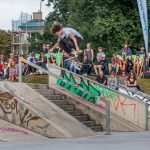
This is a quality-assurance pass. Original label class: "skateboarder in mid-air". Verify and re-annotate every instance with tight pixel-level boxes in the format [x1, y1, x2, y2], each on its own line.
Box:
[49, 22, 83, 57]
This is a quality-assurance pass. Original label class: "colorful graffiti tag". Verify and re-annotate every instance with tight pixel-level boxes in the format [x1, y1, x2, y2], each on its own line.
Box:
[57, 70, 100, 104]
[0, 127, 28, 134]
[57, 70, 137, 116]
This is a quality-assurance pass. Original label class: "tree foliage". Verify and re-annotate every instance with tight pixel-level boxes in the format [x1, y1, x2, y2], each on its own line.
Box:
[44, 0, 150, 56]
[0, 30, 11, 56]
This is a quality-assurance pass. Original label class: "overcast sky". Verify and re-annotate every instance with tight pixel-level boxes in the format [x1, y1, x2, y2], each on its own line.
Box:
[0, 0, 53, 30]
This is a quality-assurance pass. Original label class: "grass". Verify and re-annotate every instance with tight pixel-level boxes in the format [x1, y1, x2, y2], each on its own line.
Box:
[137, 78, 150, 95]
[22, 74, 48, 84]
[22, 74, 150, 96]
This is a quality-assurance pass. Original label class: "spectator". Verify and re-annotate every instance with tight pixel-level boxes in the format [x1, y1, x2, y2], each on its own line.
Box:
[8, 61, 16, 82]
[119, 54, 126, 72]
[107, 71, 118, 90]
[126, 55, 134, 74]
[84, 43, 94, 63]
[0, 53, 4, 64]
[94, 54, 107, 75]
[2, 62, 9, 80]
[46, 54, 56, 69]
[29, 53, 38, 75]
[9, 53, 15, 62]
[136, 46, 146, 57]
[96, 47, 105, 61]
[108, 54, 120, 74]
[81, 55, 92, 76]
[8, 58, 13, 67]
[96, 70, 107, 85]
[69, 58, 77, 73]
[49, 54, 56, 64]
[40, 44, 49, 54]
[119, 71, 127, 86]
[62, 51, 70, 69]
[0, 61, 3, 79]
[38, 52, 47, 69]
[126, 71, 141, 92]
[119, 43, 132, 56]
[94, 57, 101, 75]
[133, 55, 141, 75]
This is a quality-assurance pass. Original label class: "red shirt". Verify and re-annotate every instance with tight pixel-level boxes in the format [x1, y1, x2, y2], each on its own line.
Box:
[0, 64, 3, 73]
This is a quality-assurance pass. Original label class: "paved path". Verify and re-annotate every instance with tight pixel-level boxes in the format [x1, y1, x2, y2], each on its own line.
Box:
[0, 128, 150, 150]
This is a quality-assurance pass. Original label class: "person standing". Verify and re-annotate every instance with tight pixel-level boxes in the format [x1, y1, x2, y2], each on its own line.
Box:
[84, 43, 94, 63]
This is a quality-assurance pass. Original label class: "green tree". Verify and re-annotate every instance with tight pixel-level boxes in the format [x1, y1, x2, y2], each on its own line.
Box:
[45, 0, 150, 57]
[0, 30, 12, 57]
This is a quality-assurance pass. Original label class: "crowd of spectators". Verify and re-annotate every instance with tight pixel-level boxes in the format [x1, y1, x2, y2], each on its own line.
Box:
[1, 42, 150, 93]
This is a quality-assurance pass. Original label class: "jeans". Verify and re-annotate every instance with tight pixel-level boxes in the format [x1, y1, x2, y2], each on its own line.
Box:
[59, 36, 82, 54]
[70, 64, 77, 73]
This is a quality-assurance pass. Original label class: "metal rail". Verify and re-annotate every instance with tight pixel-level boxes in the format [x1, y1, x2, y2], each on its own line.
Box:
[19, 57, 111, 135]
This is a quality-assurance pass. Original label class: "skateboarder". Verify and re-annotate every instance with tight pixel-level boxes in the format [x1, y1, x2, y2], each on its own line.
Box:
[50, 22, 83, 57]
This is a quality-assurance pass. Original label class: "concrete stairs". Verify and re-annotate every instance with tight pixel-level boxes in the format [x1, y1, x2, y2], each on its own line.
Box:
[28, 84, 103, 132]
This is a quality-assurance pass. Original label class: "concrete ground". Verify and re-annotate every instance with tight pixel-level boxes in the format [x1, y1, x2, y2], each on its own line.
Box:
[0, 120, 150, 150]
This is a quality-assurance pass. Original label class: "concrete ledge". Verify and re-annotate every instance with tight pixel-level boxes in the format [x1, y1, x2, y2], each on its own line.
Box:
[0, 82, 95, 138]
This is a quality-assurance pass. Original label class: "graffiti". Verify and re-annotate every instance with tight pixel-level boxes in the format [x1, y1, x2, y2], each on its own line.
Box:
[96, 85, 117, 102]
[0, 127, 28, 134]
[118, 86, 150, 110]
[0, 92, 41, 128]
[57, 70, 137, 116]
[57, 70, 100, 104]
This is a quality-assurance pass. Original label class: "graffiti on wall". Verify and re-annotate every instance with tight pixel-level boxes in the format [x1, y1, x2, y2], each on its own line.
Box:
[57, 70, 100, 104]
[118, 86, 150, 110]
[0, 90, 57, 138]
[57, 70, 137, 116]
[0, 127, 28, 134]
[0, 92, 41, 128]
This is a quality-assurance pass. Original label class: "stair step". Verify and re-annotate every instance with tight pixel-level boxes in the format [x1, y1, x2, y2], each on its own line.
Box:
[35, 89, 55, 95]
[82, 121, 95, 127]
[74, 115, 89, 122]
[67, 110, 82, 116]
[44, 95, 66, 100]
[59, 104, 75, 111]
[90, 126, 103, 132]
[29, 84, 103, 132]
[51, 100, 68, 105]
[35, 89, 62, 95]
[28, 84, 48, 89]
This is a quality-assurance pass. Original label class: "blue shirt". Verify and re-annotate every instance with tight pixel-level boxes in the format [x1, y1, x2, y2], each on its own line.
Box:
[118, 48, 132, 56]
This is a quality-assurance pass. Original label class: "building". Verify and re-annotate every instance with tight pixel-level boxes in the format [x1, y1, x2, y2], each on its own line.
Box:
[12, 11, 45, 55]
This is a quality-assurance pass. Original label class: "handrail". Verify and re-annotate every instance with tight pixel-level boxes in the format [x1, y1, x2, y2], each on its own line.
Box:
[119, 85, 150, 100]
[50, 64, 150, 104]
[19, 57, 111, 135]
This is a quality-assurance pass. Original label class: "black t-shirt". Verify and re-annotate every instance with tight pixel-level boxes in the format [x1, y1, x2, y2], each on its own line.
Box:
[96, 75, 107, 85]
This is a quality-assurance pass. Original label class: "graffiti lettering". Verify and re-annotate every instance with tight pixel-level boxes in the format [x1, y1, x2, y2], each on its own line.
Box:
[0, 127, 28, 134]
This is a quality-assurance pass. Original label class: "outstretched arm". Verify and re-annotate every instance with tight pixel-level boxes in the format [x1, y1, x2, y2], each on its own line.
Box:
[49, 42, 59, 53]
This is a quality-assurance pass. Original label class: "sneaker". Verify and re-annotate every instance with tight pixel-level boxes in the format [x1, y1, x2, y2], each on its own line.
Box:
[75, 66, 81, 71]
[76, 49, 83, 54]
[71, 51, 78, 57]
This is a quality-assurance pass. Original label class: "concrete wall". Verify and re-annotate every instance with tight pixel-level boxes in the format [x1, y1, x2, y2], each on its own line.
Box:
[0, 82, 95, 138]
[48, 65, 148, 131]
